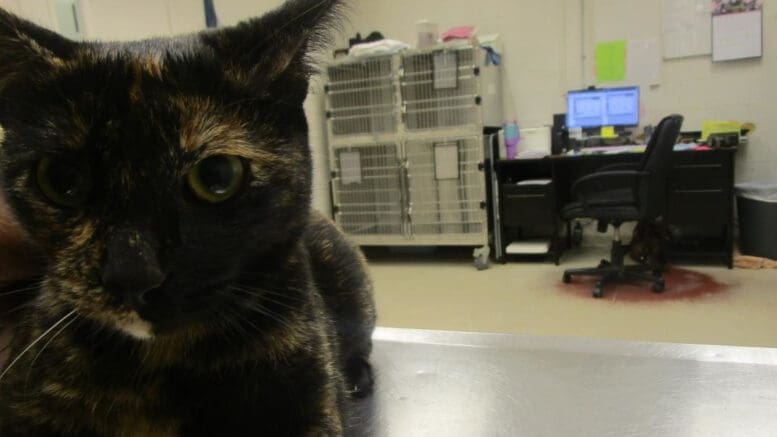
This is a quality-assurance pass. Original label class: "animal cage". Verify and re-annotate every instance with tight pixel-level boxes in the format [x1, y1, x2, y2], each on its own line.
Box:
[326, 56, 397, 138]
[331, 143, 404, 238]
[400, 48, 480, 131]
[404, 136, 486, 243]
[325, 43, 502, 269]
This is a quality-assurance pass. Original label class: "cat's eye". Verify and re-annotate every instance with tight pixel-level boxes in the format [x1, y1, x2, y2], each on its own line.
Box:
[36, 157, 91, 208]
[187, 155, 245, 203]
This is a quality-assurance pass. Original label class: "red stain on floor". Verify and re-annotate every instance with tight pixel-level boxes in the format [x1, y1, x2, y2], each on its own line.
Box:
[558, 267, 731, 302]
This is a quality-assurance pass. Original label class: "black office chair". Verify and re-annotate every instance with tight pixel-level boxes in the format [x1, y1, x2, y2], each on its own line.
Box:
[561, 114, 683, 298]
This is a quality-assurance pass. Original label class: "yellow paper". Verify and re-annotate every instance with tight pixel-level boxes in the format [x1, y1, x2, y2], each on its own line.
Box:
[601, 126, 617, 138]
[702, 120, 741, 141]
[596, 40, 627, 83]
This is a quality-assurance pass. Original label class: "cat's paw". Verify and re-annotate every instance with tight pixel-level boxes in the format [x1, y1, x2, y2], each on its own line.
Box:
[345, 356, 374, 398]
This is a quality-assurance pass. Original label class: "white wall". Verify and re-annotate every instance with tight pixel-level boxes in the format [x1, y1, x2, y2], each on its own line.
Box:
[212, 0, 286, 25]
[0, 0, 57, 28]
[77, 0, 204, 40]
[584, 0, 775, 183]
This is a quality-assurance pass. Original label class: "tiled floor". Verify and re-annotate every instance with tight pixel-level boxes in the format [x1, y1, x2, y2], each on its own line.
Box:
[366, 246, 777, 348]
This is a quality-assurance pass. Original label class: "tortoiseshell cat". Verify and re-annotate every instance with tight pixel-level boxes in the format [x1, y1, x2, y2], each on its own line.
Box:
[0, 0, 376, 435]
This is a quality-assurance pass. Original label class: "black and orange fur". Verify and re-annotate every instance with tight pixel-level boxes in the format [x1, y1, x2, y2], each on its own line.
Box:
[0, 1, 375, 435]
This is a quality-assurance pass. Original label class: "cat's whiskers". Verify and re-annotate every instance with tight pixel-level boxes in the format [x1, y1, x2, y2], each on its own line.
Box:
[226, 288, 305, 311]
[0, 301, 35, 319]
[221, 307, 254, 341]
[24, 314, 80, 391]
[28, 314, 79, 369]
[241, 301, 297, 334]
[0, 309, 77, 383]
[226, 286, 297, 333]
[230, 281, 309, 302]
[0, 281, 44, 297]
[229, 285, 306, 310]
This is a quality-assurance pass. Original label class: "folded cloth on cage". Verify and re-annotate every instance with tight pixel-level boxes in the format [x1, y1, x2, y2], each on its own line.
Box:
[349, 39, 410, 57]
[442, 26, 476, 42]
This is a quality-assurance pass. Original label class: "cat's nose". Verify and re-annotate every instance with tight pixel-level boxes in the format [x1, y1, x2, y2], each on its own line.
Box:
[102, 263, 165, 308]
[102, 227, 166, 311]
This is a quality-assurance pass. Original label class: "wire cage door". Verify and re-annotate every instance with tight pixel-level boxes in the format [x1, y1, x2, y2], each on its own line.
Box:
[331, 143, 405, 239]
[404, 136, 486, 244]
[400, 47, 481, 131]
[326, 56, 397, 137]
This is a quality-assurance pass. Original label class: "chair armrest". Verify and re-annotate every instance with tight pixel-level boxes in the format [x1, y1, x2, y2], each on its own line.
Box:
[571, 170, 650, 207]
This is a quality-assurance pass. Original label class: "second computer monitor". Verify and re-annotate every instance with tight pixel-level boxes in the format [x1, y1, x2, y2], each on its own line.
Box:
[566, 87, 640, 130]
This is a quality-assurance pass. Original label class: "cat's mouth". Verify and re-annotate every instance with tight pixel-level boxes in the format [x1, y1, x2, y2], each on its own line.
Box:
[63, 289, 156, 340]
[71, 304, 154, 340]
[61, 277, 229, 341]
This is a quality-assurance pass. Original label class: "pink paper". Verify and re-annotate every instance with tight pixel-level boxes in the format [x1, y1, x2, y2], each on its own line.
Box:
[442, 26, 475, 42]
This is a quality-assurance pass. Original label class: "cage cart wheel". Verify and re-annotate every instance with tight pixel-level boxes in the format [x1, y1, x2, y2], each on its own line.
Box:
[473, 246, 490, 271]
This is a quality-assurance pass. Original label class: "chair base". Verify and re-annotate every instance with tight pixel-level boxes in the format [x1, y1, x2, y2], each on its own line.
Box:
[562, 239, 665, 298]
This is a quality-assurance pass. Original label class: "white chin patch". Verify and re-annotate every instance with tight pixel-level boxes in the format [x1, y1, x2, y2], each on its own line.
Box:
[116, 313, 153, 340]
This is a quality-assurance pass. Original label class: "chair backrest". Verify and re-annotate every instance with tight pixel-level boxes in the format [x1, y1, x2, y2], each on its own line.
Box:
[639, 114, 683, 218]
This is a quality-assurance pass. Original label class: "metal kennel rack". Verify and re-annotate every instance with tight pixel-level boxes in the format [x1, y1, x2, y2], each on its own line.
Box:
[325, 44, 502, 269]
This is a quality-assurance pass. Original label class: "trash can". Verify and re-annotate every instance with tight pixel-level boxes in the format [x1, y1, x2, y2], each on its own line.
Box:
[736, 183, 777, 260]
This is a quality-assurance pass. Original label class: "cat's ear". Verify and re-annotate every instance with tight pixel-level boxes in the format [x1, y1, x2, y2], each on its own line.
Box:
[0, 8, 78, 83]
[200, 0, 345, 89]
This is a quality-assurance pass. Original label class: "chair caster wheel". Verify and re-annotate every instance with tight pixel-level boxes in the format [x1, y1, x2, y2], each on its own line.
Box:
[651, 281, 665, 293]
[563, 273, 572, 283]
[593, 286, 603, 298]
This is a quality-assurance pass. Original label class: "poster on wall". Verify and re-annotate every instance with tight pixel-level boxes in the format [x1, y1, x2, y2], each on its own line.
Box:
[662, 0, 712, 59]
[712, 0, 763, 62]
[595, 40, 627, 83]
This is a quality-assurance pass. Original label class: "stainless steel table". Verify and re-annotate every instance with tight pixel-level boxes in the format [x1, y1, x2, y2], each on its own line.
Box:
[348, 327, 777, 436]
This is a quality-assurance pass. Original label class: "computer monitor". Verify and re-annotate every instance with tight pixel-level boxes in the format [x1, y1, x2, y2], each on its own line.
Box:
[566, 87, 640, 130]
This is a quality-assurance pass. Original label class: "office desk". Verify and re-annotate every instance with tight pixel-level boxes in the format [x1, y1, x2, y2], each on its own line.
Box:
[493, 148, 736, 267]
[349, 327, 777, 436]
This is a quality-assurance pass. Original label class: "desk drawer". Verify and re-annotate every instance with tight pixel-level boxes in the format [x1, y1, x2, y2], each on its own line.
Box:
[666, 188, 730, 226]
[670, 163, 728, 190]
[501, 183, 556, 227]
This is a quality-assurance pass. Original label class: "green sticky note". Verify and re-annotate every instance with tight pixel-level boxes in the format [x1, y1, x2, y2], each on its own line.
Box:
[601, 126, 616, 138]
[596, 40, 626, 83]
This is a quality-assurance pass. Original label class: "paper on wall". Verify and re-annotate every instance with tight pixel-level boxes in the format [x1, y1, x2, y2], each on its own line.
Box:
[595, 40, 627, 83]
[712, 10, 763, 62]
[662, 0, 711, 59]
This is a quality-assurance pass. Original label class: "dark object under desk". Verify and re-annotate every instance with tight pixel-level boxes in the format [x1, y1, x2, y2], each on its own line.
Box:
[494, 148, 736, 267]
